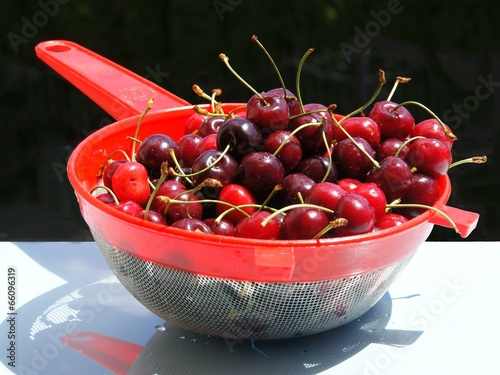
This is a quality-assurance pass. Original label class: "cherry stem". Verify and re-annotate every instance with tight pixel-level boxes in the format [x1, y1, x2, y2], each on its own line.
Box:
[295, 48, 315, 114]
[144, 162, 169, 220]
[259, 184, 282, 212]
[90, 185, 120, 205]
[192, 85, 222, 113]
[340, 69, 386, 122]
[172, 144, 231, 178]
[386, 76, 411, 102]
[449, 155, 487, 169]
[313, 218, 348, 239]
[168, 149, 194, 186]
[386, 202, 460, 234]
[393, 100, 457, 140]
[321, 128, 334, 183]
[251, 35, 288, 99]
[219, 53, 268, 105]
[394, 136, 425, 158]
[131, 98, 154, 161]
[97, 149, 131, 177]
[330, 110, 381, 169]
[260, 203, 334, 228]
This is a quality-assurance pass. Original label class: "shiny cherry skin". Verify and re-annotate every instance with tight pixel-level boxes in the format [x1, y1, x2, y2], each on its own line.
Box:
[177, 133, 203, 168]
[353, 182, 387, 223]
[280, 207, 330, 240]
[111, 161, 150, 206]
[288, 107, 334, 156]
[399, 173, 439, 218]
[234, 210, 281, 240]
[203, 218, 235, 236]
[278, 173, 316, 206]
[239, 151, 284, 200]
[366, 156, 413, 202]
[191, 149, 240, 188]
[369, 100, 415, 140]
[376, 138, 409, 161]
[263, 130, 302, 172]
[377, 213, 409, 230]
[410, 118, 455, 150]
[405, 138, 452, 178]
[305, 182, 347, 219]
[102, 159, 127, 188]
[337, 178, 362, 193]
[171, 218, 212, 234]
[215, 184, 257, 225]
[266, 87, 301, 116]
[164, 191, 203, 223]
[194, 133, 218, 159]
[334, 116, 381, 150]
[216, 117, 263, 160]
[335, 193, 376, 236]
[295, 154, 338, 183]
[150, 179, 187, 214]
[246, 92, 290, 132]
[184, 112, 208, 134]
[133, 210, 167, 225]
[112, 200, 144, 216]
[198, 116, 225, 137]
[333, 137, 376, 180]
[136, 133, 178, 172]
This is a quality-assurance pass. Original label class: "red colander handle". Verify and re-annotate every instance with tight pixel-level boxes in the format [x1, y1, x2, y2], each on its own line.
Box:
[35, 40, 191, 120]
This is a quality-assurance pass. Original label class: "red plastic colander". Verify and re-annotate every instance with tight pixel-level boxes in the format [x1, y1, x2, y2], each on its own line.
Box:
[36, 40, 479, 340]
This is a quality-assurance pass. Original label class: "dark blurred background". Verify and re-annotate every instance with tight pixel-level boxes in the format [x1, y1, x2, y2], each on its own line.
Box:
[0, 0, 498, 241]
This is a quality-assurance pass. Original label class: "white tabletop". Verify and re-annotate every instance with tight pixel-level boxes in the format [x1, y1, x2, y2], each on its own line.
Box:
[1, 241, 498, 374]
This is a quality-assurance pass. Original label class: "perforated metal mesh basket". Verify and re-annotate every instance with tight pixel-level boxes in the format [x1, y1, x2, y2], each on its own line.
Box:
[94, 230, 415, 340]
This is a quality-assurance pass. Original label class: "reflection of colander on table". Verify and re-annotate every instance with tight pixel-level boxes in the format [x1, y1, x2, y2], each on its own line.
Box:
[36, 40, 479, 340]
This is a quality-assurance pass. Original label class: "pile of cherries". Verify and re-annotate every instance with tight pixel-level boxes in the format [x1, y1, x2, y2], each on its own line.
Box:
[94, 40, 479, 241]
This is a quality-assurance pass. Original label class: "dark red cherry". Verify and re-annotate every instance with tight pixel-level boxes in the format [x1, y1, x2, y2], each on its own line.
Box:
[246, 92, 290, 131]
[354, 182, 387, 223]
[410, 119, 455, 150]
[265, 88, 301, 116]
[333, 137, 376, 180]
[191, 150, 240, 188]
[278, 173, 316, 206]
[280, 207, 329, 240]
[399, 173, 439, 218]
[136, 133, 178, 171]
[171, 218, 212, 234]
[177, 133, 203, 168]
[150, 180, 187, 214]
[334, 116, 381, 150]
[295, 154, 338, 183]
[377, 213, 409, 230]
[102, 159, 127, 188]
[369, 101, 415, 140]
[216, 117, 263, 160]
[194, 133, 218, 158]
[96, 193, 116, 205]
[376, 138, 409, 161]
[405, 138, 452, 178]
[305, 182, 346, 219]
[239, 151, 284, 200]
[113, 200, 144, 216]
[234, 210, 281, 240]
[335, 193, 376, 236]
[203, 218, 235, 236]
[164, 191, 203, 223]
[263, 130, 302, 172]
[198, 116, 225, 137]
[133, 210, 167, 225]
[366, 156, 413, 202]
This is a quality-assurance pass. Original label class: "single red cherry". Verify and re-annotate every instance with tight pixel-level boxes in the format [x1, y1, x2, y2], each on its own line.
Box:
[216, 117, 263, 160]
[215, 184, 257, 225]
[295, 154, 338, 183]
[376, 138, 409, 161]
[263, 130, 302, 172]
[337, 178, 362, 193]
[277, 173, 316, 207]
[410, 118, 455, 150]
[198, 116, 225, 137]
[136, 133, 178, 172]
[239, 151, 284, 200]
[334, 116, 381, 150]
[234, 210, 281, 240]
[102, 160, 127, 188]
[150, 180, 187, 214]
[280, 207, 329, 240]
[194, 133, 218, 158]
[354, 182, 387, 223]
[366, 156, 413, 202]
[335, 193, 376, 236]
[111, 161, 150, 206]
[377, 213, 409, 230]
[184, 112, 208, 134]
[113, 200, 144, 216]
[203, 218, 235, 236]
[246, 92, 290, 132]
[333, 137, 376, 180]
[399, 173, 439, 218]
[405, 138, 452, 178]
[305, 182, 346, 219]
[177, 133, 203, 168]
[369, 101, 415, 140]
